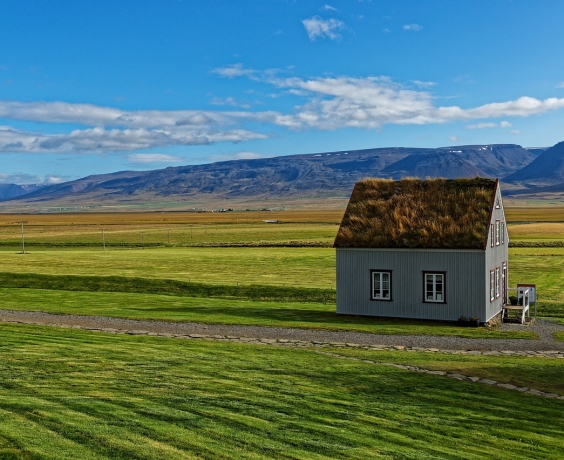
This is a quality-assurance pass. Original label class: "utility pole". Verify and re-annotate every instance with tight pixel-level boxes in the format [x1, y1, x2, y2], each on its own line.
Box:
[102, 228, 106, 251]
[19, 221, 27, 254]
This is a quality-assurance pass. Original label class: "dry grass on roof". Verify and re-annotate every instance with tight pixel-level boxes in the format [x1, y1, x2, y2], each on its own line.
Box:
[334, 177, 496, 249]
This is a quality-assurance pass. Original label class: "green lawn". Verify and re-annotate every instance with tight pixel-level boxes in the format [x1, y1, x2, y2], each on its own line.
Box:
[0, 288, 535, 339]
[0, 247, 336, 289]
[1, 245, 563, 315]
[334, 348, 564, 395]
[0, 323, 562, 459]
[509, 248, 564, 318]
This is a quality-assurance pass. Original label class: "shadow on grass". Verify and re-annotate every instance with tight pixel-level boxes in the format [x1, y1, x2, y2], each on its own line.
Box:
[0, 272, 335, 303]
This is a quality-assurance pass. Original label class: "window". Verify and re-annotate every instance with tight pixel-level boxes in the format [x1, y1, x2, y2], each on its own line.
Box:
[495, 268, 500, 298]
[423, 272, 445, 303]
[495, 220, 500, 246]
[371, 270, 392, 300]
[501, 222, 505, 244]
[491, 224, 494, 248]
[490, 270, 495, 302]
[495, 197, 501, 209]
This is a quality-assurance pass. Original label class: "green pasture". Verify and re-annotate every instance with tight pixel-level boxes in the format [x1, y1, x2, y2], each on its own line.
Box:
[0, 287, 534, 339]
[0, 323, 563, 459]
[0, 247, 336, 288]
[0, 222, 338, 247]
[335, 347, 564, 395]
[509, 248, 564, 319]
[1, 245, 563, 319]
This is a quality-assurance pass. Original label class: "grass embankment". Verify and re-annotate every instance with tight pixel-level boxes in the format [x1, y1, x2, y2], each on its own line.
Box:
[0, 245, 559, 336]
[0, 323, 562, 459]
[0, 247, 336, 288]
[0, 287, 534, 338]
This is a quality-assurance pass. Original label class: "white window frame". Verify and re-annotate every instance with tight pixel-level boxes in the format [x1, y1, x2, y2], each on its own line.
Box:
[495, 267, 500, 299]
[501, 222, 505, 245]
[495, 220, 500, 246]
[490, 270, 495, 302]
[491, 224, 495, 248]
[423, 272, 445, 303]
[371, 270, 392, 301]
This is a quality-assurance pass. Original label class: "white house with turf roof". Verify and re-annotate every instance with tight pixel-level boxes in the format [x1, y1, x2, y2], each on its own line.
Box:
[334, 177, 509, 323]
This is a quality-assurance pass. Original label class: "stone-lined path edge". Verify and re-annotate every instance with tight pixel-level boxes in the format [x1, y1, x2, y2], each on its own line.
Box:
[1, 309, 563, 401]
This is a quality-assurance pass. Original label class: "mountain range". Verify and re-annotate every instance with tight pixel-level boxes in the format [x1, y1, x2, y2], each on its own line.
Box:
[1, 142, 562, 210]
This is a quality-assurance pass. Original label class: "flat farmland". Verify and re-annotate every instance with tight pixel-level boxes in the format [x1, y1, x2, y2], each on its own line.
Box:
[507, 222, 564, 244]
[0, 210, 563, 458]
[0, 247, 335, 288]
[0, 211, 342, 247]
[0, 208, 562, 332]
[505, 206, 564, 222]
[0, 323, 562, 459]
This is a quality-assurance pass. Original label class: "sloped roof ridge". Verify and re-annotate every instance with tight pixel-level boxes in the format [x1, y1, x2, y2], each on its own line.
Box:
[334, 177, 497, 249]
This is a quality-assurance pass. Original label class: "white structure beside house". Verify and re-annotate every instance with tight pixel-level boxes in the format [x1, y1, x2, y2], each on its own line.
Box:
[334, 178, 509, 323]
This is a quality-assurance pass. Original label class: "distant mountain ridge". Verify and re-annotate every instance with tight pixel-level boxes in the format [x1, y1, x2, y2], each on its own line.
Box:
[504, 141, 564, 185]
[1, 142, 561, 207]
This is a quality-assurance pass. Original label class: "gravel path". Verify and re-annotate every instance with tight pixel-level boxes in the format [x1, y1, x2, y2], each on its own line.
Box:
[1, 309, 563, 352]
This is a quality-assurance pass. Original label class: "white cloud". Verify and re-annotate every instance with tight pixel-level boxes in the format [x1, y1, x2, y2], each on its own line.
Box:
[0, 125, 268, 154]
[321, 4, 337, 11]
[466, 122, 497, 130]
[302, 16, 344, 41]
[45, 174, 65, 184]
[510, 129, 521, 135]
[2, 70, 564, 155]
[403, 24, 423, 32]
[212, 63, 256, 79]
[0, 172, 66, 185]
[556, 81, 564, 88]
[412, 80, 436, 88]
[466, 121, 512, 130]
[449, 135, 460, 142]
[207, 151, 270, 162]
[209, 96, 251, 109]
[261, 75, 564, 130]
[0, 100, 251, 129]
[127, 153, 183, 164]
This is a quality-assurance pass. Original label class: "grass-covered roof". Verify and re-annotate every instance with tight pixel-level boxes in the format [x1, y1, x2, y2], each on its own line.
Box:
[334, 177, 497, 249]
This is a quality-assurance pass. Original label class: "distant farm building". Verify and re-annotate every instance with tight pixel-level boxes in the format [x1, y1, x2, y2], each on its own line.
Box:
[334, 178, 508, 323]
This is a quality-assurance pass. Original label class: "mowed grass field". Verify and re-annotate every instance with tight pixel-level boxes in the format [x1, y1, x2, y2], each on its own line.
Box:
[0, 209, 563, 458]
[0, 323, 563, 459]
[0, 207, 563, 333]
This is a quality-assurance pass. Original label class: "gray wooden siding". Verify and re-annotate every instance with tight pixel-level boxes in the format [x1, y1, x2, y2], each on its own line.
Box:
[336, 248, 486, 322]
[484, 186, 510, 321]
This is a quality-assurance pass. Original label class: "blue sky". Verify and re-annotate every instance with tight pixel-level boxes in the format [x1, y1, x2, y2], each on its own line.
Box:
[1, 0, 564, 184]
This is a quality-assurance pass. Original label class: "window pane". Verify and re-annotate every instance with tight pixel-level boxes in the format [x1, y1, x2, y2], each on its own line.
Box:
[436, 293, 442, 301]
